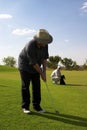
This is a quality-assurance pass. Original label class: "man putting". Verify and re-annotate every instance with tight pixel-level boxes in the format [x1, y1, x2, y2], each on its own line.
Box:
[18, 29, 53, 114]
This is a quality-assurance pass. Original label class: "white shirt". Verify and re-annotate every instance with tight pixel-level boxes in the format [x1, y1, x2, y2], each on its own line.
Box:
[51, 69, 61, 79]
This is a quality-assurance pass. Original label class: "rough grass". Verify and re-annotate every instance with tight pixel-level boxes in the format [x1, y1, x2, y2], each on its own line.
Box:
[0, 66, 87, 130]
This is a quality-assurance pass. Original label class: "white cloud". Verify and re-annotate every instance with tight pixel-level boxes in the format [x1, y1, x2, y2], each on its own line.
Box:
[0, 14, 13, 19]
[12, 28, 36, 36]
[64, 39, 69, 43]
[81, 2, 87, 12]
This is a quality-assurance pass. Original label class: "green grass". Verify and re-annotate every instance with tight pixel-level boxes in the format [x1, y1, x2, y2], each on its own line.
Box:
[0, 65, 18, 72]
[0, 66, 87, 130]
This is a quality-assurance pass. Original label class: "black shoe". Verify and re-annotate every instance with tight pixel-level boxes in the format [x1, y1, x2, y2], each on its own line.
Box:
[33, 106, 46, 113]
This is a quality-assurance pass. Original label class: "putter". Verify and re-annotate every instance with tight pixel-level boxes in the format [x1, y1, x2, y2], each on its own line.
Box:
[45, 82, 59, 113]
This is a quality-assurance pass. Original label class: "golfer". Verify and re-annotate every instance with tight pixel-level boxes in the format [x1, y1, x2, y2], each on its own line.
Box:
[18, 29, 53, 114]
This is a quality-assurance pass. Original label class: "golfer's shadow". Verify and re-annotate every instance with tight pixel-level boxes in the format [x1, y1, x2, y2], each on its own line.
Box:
[0, 84, 9, 87]
[32, 111, 87, 127]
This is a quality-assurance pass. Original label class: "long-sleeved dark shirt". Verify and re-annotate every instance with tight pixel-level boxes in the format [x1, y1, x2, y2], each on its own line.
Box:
[18, 39, 49, 73]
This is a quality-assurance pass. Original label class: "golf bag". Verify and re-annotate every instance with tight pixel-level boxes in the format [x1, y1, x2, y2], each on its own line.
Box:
[60, 75, 66, 85]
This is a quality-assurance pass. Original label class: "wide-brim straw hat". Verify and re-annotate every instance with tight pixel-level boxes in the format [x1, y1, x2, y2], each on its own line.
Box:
[34, 29, 53, 44]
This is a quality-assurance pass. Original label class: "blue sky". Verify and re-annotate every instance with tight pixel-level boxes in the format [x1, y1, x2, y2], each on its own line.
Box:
[0, 0, 87, 65]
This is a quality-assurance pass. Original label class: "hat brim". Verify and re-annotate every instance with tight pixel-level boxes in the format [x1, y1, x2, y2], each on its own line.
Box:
[34, 35, 53, 44]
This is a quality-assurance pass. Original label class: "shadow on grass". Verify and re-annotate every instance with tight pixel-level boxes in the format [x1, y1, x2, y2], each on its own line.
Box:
[66, 84, 87, 87]
[31, 111, 87, 127]
[51, 83, 87, 87]
[0, 84, 10, 87]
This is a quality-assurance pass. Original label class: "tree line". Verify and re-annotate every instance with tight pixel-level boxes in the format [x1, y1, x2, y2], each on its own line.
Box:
[47, 56, 87, 70]
[1, 56, 87, 70]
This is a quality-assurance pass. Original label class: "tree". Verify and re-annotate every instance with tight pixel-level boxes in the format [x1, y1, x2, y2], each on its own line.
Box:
[61, 58, 78, 70]
[47, 55, 61, 69]
[2, 56, 16, 67]
[82, 59, 87, 70]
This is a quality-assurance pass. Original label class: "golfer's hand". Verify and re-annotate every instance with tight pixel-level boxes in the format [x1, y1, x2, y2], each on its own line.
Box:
[41, 72, 46, 82]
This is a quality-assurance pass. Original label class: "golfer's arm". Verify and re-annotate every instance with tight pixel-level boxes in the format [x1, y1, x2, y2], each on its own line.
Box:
[33, 63, 43, 75]
[42, 60, 47, 73]
[33, 62, 47, 82]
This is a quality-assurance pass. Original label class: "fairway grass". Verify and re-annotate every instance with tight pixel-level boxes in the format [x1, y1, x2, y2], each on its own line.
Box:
[0, 68, 87, 130]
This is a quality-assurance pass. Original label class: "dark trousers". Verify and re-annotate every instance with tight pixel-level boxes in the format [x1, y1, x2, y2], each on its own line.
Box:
[19, 70, 41, 110]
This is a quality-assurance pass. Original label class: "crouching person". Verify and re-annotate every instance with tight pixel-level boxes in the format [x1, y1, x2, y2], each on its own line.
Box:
[51, 66, 66, 85]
